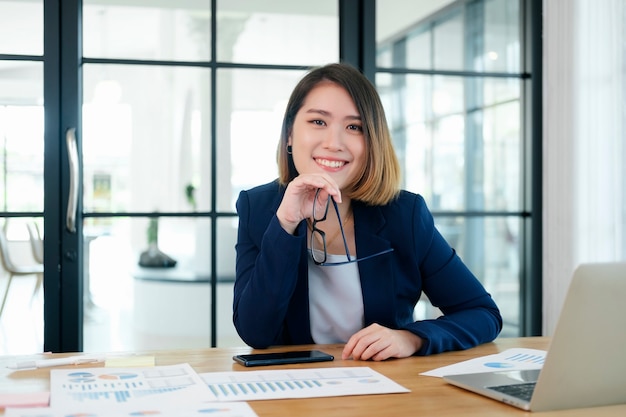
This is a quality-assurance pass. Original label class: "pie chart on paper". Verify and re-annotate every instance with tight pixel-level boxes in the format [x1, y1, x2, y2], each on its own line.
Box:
[483, 362, 515, 369]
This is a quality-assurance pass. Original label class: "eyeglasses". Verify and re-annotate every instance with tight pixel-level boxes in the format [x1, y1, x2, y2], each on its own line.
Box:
[310, 188, 394, 266]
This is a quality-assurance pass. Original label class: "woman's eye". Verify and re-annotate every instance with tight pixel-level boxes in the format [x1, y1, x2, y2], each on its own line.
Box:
[311, 119, 325, 126]
[348, 124, 363, 132]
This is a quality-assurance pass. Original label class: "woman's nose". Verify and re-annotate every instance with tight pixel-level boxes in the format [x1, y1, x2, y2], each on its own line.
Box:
[321, 126, 343, 149]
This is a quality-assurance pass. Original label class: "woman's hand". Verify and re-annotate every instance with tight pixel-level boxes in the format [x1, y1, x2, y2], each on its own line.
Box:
[276, 174, 341, 234]
[342, 323, 423, 361]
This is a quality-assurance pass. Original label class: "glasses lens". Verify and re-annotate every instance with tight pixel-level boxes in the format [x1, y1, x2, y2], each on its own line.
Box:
[310, 229, 326, 264]
[312, 189, 330, 222]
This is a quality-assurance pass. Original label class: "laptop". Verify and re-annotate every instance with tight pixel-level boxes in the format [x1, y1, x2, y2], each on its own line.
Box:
[444, 262, 626, 412]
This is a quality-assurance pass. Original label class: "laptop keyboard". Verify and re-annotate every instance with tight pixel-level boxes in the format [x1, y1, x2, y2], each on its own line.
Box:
[488, 382, 536, 402]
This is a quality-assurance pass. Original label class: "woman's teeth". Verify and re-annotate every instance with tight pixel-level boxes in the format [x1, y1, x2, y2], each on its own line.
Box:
[316, 158, 345, 168]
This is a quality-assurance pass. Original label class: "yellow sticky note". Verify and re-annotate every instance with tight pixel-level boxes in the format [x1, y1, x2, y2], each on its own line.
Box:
[105, 355, 155, 368]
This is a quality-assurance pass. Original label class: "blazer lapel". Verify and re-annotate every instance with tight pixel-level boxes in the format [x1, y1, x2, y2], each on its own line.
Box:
[353, 204, 396, 327]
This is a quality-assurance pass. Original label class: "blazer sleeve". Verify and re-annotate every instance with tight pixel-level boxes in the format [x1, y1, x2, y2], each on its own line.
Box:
[233, 187, 306, 348]
[402, 195, 503, 355]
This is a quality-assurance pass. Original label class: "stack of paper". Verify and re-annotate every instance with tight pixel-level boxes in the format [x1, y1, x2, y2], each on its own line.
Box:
[5, 363, 257, 417]
[4, 363, 409, 416]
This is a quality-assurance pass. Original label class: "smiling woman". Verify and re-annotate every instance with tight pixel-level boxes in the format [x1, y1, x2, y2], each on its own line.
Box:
[233, 63, 502, 361]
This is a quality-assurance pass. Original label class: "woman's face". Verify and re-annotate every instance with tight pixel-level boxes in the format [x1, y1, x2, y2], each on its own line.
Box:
[288, 81, 366, 190]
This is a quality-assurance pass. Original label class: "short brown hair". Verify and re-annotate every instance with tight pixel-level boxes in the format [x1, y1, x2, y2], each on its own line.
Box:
[277, 63, 400, 205]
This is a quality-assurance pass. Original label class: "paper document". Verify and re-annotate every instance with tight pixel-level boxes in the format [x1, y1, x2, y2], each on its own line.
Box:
[4, 402, 258, 417]
[50, 363, 218, 407]
[200, 366, 410, 400]
[420, 348, 546, 377]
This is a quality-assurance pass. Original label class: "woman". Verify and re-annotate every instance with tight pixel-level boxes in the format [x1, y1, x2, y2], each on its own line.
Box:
[234, 63, 502, 361]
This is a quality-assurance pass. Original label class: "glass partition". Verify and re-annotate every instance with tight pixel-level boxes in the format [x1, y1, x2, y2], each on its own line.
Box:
[82, 64, 212, 213]
[81, 0, 339, 351]
[377, 0, 525, 337]
[216, 0, 338, 65]
[83, 1, 212, 61]
[0, 1, 44, 354]
[216, 68, 307, 212]
[0, 0, 43, 56]
[377, 0, 520, 73]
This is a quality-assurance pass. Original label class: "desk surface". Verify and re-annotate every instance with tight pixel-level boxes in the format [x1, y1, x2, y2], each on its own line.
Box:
[1, 337, 625, 416]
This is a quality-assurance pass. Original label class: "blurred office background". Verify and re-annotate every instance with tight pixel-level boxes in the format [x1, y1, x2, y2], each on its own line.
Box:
[0, 0, 623, 355]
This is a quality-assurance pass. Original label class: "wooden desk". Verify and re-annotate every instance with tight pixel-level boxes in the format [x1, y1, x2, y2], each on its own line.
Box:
[1, 337, 625, 416]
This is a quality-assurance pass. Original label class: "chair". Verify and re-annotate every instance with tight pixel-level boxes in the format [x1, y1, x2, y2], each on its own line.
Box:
[0, 227, 44, 320]
[26, 221, 44, 299]
[26, 221, 44, 264]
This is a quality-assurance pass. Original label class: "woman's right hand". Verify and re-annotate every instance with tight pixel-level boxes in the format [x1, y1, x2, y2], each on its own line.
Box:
[276, 174, 342, 234]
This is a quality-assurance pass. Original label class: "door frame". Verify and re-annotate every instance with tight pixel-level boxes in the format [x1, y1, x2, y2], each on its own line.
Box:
[43, 0, 84, 352]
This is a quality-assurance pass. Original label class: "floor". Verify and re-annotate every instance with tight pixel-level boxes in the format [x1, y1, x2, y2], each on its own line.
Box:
[0, 275, 45, 355]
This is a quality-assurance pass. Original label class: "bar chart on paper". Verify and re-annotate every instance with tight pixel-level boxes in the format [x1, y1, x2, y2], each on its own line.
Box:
[484, 350, 545, 369]
[50, 364, 217, 408]
[199, 367, 410, 401]
[61, 374, 189, 402]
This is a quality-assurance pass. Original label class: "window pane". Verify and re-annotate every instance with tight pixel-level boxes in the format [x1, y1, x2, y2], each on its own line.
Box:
[483, 100, 521, 212]
[83, 0, 212, 61]
[431, 216, 520, 337]
[216, 217, 240, 347]
[0, 105, 44, 212]
[378, 73, 521, 212]
[0, 217, 43, 353]
[483, 0, 520, 72]
[217, 68, 307, 212]
[0, 64, 44, 211]
[0, 1, 43, 55]
[82, 64, 212, 213]
[376, 0, 520, 72]
[217, 0, 339, 65]
[83, 216, 244, 351]
[433, 10, 464, 70]
[406, 29, 431, 69]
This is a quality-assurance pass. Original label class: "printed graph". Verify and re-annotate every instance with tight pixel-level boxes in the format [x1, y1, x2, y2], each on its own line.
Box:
[201, 367, 409, 401]
[483, 351, 545, 369]
[51, 364, 217, 408]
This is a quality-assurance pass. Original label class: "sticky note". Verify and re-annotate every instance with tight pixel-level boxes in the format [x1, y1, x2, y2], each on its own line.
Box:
[0, 391, 50, 409]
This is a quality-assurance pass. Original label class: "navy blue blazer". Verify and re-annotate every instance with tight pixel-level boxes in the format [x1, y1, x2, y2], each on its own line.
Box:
[234, 181, 502, 355]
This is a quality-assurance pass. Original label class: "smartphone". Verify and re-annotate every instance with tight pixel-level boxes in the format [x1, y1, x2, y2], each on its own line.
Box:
[232, 350, 334, 367]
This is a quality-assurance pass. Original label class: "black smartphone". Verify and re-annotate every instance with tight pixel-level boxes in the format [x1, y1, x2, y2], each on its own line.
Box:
[232, 350, 334, 367]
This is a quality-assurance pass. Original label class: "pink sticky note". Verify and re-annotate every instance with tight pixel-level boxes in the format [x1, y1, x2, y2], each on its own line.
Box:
[0, 392, 50, 409]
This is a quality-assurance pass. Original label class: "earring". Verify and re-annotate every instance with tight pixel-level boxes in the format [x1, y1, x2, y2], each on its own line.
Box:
[286, 145, 293, 155]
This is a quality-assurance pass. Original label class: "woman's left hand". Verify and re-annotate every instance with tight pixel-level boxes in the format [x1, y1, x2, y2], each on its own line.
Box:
[341, 323, 423, 361]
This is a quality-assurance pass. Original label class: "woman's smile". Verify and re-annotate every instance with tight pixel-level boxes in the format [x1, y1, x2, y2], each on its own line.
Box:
[315, 157, 347, 170]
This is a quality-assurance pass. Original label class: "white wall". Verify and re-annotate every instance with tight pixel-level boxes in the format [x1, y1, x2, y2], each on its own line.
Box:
[543, 0, 626, 334]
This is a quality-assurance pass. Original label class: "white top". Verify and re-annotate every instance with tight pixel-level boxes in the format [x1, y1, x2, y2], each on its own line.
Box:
[307, 250, 364, 344]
